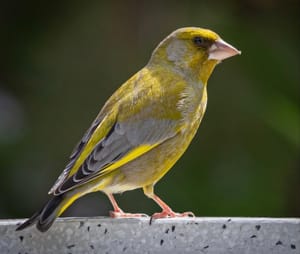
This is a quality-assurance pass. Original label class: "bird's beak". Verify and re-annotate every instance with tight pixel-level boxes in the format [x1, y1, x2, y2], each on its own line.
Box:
[208, 39, 241, 61]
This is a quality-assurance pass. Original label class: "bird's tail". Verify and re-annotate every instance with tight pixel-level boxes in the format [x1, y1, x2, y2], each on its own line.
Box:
[16, 192, 80, 232]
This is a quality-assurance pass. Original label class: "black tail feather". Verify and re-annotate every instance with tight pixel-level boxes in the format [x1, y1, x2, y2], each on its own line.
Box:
[16, 195, 64, 232]
[16, 210, 41, 231]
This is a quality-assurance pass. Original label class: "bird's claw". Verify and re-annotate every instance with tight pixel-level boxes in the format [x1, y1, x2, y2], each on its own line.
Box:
[109, 210, 149, 218]
[151, 210, 195, 219]
[149, 210, 195, 224]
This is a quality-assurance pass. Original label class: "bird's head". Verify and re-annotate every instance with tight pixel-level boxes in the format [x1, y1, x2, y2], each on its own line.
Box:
[149, 27, 241, 84]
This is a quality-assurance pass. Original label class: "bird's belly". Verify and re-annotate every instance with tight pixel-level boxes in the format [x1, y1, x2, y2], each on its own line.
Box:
[104, 124, 200, 193]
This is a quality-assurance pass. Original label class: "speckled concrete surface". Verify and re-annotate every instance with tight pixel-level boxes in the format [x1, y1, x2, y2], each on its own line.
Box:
[0, 217, 299, 254]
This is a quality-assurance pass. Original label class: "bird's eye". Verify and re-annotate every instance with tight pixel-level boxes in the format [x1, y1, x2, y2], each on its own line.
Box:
[193, 36, 204, 47]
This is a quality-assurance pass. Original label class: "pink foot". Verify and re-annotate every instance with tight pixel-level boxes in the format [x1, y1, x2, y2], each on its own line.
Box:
[151, 210, 195, 219]
[109, 210, 149, 218]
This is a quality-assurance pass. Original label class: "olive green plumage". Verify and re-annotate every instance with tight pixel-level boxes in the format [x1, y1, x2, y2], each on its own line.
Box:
[16, 27, 240, 232]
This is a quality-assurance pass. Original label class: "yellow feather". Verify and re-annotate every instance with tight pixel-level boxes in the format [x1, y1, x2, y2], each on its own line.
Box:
[100, 144, 158, 175]
[68, 113, 116, 177]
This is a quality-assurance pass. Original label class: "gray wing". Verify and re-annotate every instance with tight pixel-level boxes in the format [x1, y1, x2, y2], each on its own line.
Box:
[52, 117, 179, 195]
[48, 116, 103, 195]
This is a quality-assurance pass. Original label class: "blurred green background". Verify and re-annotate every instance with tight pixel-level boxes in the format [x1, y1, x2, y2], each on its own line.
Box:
[0, 0, 299, 219]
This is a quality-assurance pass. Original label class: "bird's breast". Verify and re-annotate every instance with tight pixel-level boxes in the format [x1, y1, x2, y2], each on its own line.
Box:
[177, 83, 207, 132]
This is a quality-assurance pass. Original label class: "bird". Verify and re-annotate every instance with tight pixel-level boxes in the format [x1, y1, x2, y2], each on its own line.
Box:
[16, 27, 240, 232]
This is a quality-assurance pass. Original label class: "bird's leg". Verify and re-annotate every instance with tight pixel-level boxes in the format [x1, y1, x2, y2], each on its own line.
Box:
[143, 185, 195, 219]
[107, 193, 123, 215]
[106, 193, 148, 218]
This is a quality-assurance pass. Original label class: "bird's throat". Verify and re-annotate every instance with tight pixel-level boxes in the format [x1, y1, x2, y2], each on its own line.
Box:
[198, 59, 218, 85]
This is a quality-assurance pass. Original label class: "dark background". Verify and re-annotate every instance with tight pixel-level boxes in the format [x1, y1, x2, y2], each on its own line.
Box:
[0, 0, 299, 219]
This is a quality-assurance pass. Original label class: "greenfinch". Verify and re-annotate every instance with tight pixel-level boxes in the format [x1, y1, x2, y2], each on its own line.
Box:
[17, 27, 240, 232]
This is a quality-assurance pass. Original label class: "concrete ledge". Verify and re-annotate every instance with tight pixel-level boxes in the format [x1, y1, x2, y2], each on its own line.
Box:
[0, 217, 299, 254]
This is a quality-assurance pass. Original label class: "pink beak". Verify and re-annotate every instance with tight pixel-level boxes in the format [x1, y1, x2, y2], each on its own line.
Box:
[208, 39, 241, 61]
